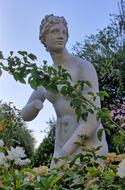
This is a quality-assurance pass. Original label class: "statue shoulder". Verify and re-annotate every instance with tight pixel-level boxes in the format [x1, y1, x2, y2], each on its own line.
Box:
[70, 55, 96, 74]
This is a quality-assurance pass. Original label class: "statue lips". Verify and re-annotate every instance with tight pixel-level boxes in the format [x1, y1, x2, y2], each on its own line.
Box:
[56, 40, 64, 45]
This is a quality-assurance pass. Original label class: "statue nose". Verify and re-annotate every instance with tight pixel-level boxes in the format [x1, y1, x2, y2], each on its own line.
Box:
[58, 33, 65, 41]
[58, 31, 65, 38]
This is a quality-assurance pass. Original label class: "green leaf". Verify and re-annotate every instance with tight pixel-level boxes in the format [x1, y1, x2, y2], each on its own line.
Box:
[28, 53, 37, 61]
[50, 175, 62, 187]
[75, 110, 82, 121]
[10, 51, 13, 56]
[0, 51, 3, 59]
[87, 91, 95, 96]
[81, 111, 88, 121]
[91, 184, 99, 190]
[97, 91, 109, 101]
[13, 72, 20, 81]
[84, 80, 92, 87]
[18, 77, 26, 84]
[70, 153, 83, 166]
[70, 98, 82, 108]
[30, 79, 37, 89]
[88, 108, 94, 114]
[18, 51, 27, 56]
[0, 62, 3, 67]
[97, 128, 104, 141]
[2, 66, 9, 71]
[66, 72, 72, 80]
[0, 68, 2, 76]
[23, 56, 28, 62]
[60, 85, 68, 95]
[47, 84, 58, 93]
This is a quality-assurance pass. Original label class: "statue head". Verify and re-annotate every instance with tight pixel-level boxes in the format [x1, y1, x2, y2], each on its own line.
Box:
[39, 14, 69, 50]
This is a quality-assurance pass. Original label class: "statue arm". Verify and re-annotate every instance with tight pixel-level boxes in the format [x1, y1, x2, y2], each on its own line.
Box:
[62, 62, 101, 155]
[21, 86, 46, 121]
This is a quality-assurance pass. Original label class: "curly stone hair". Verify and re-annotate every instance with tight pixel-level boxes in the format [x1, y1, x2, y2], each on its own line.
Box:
[39, 14, 69, 49]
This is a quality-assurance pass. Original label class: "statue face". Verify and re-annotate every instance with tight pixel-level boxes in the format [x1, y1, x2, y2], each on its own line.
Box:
[45, 23, 68, 52]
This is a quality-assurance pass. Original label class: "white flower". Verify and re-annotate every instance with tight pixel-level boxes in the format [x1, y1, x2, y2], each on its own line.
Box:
[23, 177, 30, 183]
[0, 139, 4, 147]
[25, 158, 31, 164]
[117, 159, 125, 178]
[14, 158, 31, 166]
[0, 152, 6, 165]
[36, 176, 41, 182]
[15, 170, 19, 175]
[7, 146, 26, 161]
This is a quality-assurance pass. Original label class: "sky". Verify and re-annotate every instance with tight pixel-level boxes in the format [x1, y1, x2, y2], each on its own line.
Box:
[0, 0, 119, 147]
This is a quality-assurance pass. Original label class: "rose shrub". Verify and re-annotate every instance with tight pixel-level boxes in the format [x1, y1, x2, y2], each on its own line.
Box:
[0, 138, 125, 189]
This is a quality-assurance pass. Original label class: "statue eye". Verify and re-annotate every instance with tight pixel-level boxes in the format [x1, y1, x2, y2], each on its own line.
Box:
[51, 29, 59, 34]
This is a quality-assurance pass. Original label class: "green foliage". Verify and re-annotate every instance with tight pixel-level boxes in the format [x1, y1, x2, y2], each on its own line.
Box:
[106, 102, 125, 153]
[32, 118, 55, 167]
[73, 0, 125, 108]
[0, 50, 96, 122]
[51, 146, 125, 190]
[1, 138, 125, 189]
[0, 101, 35, 157]
[0, 48, 125, 154]
[71, 0, 125, 153]
[0, 140, 61, 190]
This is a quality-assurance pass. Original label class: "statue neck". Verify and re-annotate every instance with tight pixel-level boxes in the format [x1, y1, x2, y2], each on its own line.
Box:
[50, 48, 70, 67]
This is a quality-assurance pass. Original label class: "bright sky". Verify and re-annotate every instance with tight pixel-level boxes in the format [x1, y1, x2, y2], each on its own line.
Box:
[0, 0, 119, 147]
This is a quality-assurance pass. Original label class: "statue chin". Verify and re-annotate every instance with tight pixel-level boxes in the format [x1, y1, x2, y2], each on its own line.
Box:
[48, 46, 65, 53]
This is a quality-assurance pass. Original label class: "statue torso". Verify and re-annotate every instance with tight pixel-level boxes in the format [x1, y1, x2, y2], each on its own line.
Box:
[44, 55, 82, 146]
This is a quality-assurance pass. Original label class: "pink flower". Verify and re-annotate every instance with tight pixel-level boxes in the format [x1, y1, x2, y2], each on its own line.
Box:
[116, 109, 121, 113]
[120, 115, 125, 120]
[110, 110, 116, 117]
[115, 114, 121, 120]
[121, 123, 125, 128]
[121, 102, 125, 110]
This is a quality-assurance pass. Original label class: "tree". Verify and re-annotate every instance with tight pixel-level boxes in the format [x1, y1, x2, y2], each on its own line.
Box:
[32, 118, 55, 167]
[72, 0, 125, 153]
[0, 101, 35, 157]
[73, 0, 125, 108]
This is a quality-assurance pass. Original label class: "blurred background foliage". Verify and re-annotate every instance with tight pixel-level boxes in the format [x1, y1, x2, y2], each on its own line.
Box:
[0, 101, 35, 158]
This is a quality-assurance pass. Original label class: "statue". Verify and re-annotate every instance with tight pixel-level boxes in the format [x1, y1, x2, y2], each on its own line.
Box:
[21, 14, 108, 168]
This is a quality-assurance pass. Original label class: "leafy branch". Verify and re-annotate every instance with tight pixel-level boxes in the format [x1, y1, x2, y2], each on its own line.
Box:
[0, 51, 125, 140]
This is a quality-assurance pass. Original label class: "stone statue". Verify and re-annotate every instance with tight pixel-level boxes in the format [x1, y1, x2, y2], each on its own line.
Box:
[21, 14, 108, 168]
